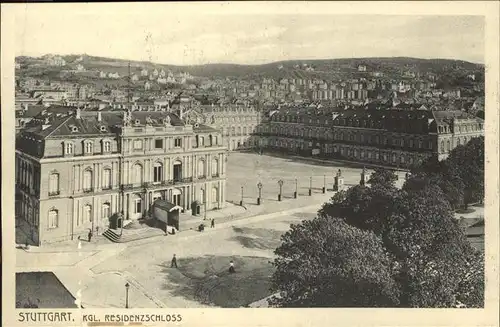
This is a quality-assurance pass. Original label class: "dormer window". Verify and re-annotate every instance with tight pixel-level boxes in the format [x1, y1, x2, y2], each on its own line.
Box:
[135, 119, 141, 125]
[103, 140, 111, 152]
[64, 142, 74, 155]
[84, 141, 94, 154]
[71, 126, 79, 133]
[100, 126, 107, 132]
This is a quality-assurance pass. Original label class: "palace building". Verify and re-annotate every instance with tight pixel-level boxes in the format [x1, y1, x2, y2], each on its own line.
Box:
[181, 104, 263, 151]
[15, 109, 227, 245]
[259, 108, 484, 166]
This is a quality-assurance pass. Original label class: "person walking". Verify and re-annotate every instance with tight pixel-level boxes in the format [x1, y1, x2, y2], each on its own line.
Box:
[87, 230, 93, 242]
[228, 260, 235, 273]
[171, 254, 178, 268]
[211, 218, 215, 228]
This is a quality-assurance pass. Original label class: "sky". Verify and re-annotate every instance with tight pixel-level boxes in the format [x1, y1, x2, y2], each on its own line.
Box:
[11, 4, 485, 66]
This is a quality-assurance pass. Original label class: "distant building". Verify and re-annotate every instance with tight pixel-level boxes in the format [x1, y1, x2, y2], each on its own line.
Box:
[43, 55, 66, 67]
[357, 65, 367, 72]
[75, 64, 85, 72]
[99, 71, 107, 78]
[144, 81, 151, 91]
[107, 72, 120, 79]
[131, 74, 139, 82]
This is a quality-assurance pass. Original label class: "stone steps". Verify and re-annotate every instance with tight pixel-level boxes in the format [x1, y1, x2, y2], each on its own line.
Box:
[102, 228, 165, 243]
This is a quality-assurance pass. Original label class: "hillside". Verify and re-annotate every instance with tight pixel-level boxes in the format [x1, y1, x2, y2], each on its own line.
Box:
[16, 54, 484, 80]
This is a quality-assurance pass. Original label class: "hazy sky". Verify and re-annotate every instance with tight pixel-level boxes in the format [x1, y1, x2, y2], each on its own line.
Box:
[12, 4, 484, 65]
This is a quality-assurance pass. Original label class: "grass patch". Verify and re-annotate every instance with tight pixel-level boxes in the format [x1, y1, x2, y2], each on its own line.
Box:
[159, 255, 274, 307]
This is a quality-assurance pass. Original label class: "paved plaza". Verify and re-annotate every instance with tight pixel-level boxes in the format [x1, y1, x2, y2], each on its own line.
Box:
[225, 152, 407, 205]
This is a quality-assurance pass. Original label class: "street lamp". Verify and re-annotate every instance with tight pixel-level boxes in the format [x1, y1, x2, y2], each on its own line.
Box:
[309, 176, 312, 196]
[125, 282, 130, 309]
[294, 178, 298, 199]
[240, 186, 244, 206]
[278, 180, 284, 201]
[257, 182, 263, 205]
[322, 175, 326, 194]
[203, 185, 207, 220]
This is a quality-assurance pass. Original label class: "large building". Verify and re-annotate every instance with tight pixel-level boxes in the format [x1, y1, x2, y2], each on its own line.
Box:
[259, 108, 484, 167]
[16, 109, 228, 245]
[181, 104, 263, 151]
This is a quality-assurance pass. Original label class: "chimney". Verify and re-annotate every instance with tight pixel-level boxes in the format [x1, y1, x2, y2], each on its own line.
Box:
[76, 107, 81, 119]
[97, 111, 102, 122]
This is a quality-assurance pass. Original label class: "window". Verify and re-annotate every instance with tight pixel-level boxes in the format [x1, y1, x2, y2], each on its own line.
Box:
[199, 136, 205, 147]
[409, 139, 414, 148]
[174, 137, 182, 147]
[212, 158, 219, 176]
[102, 203, 110, 219]
[153, 162, 163, 183]
[440, 140, 445, 153]
[102, 168, 112, 189]
[65, 143, 73, 155]
[48, 209, 58, 229]
[213, 136, 218, 145]
[84, 204, 92, 222]
[49, 173, 59, 195]
[446, 140, 451, 152]
[212, 187, 219, 203]
[198, 159, 205, 178]
[133, 164, 143, 185]
[155, 139, 163, 149]
[85, 142, 93, 154]
[133, 139, 143, 150]
[392, 154, 396, 163]
[103, 141, 111, 152]
[83, 169, 93, 191]
[135, 198, 142, 214]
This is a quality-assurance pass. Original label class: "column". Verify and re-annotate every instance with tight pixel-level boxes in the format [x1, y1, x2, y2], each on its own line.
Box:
[126, 194, 130, 219]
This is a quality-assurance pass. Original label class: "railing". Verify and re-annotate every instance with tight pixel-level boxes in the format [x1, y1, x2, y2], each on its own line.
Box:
[173, 177, 193, 184]
[198, 175, 206, 180]
[48, 191, 60, 196]
[161, 180, 174, 186]
[212, 173, 220, 178]
[83, 187, 94, 193]
[102, 185, 113, 190]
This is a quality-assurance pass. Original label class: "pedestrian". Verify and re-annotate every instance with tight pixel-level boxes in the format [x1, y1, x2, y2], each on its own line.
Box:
[87, 230, 92, 242]
[171, 254, 178, 268]
[228, 260, 235, 273]
[96, 226, 99, 236]
[211, 218, 215, 228]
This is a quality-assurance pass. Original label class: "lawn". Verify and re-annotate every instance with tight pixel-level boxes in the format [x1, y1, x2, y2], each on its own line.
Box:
[160, 255, 274, 307]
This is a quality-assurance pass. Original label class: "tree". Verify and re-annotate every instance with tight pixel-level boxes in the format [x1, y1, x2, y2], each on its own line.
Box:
[273, 168, 484, 308]
[367, 168, 398, 187]
[269, 216, 399, 307]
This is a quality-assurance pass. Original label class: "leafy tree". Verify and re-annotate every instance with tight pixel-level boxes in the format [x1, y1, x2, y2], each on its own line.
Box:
[367, 168, 398, 187]
[269, 216, 399, 307]
[272, 168, 484, 308]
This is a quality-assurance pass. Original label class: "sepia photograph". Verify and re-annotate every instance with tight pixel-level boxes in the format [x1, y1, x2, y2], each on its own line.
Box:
[2, 2, 499, 327]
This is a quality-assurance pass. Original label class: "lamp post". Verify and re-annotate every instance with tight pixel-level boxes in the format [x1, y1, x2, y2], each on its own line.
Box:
[294, 178, 298, 199]
[322, 175, 326, 193]
[278, 180, 284, 201]
[240, 186, 244, 206]
[309, 176, 312, 196]
[125, 282, 130, 309]
[257, 182, 263, 205]
[203, 186, 207, 220]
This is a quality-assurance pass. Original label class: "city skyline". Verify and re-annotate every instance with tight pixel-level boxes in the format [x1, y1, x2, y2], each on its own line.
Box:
[11, 4, 484, 66]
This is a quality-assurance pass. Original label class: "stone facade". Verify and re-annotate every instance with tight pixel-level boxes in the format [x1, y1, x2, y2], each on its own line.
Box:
[258, 109, 484, 167]
[15, 110, 227, 245]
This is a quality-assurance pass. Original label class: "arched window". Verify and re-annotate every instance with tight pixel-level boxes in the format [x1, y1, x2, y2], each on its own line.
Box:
[446, 140, 451, 152]
[153, 162, 163, 183]
[48, 209, 58, 229]
[49, 172, 60, 195]
[243, 127, 247, 135]
[231, 127, 235, 136]
[212, 158, 219, 177]
[237, 126, 242, 135]
[440, 140, 445, 153]
[133, 163, 143, 185]
[198, 159, 205, 178]
[457, 138, 461, 146]
[83, 169, 93, 191]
